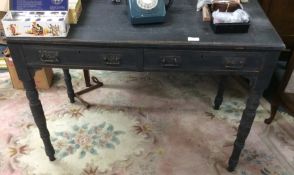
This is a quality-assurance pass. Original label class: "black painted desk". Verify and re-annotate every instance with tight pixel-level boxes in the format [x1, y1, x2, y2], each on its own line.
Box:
[7, 0, 284, 172]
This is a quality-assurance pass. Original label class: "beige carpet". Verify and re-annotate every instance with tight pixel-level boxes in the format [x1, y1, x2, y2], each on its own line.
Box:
[0, 70, 293, 175]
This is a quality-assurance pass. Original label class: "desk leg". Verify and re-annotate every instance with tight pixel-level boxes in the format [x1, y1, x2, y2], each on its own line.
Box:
[63, 69, 75, 103]
[227, 87, 262, 171]
[23, 79, 56, 161]
[214, 76, 227, 110]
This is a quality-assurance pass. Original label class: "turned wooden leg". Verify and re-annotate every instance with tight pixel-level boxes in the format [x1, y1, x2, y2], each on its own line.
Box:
[83, 69, 91, 87]
[23, 79, 56, 161]
[214, 76, 227, 110]
[63, 69, 75, 103]
[227, 89, 262, 171]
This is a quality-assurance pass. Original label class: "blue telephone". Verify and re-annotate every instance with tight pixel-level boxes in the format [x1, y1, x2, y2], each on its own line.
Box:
[128, 0, 174, 24]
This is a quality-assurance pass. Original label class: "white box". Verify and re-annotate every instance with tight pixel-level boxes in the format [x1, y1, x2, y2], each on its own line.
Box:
[1, 11, 70, 37]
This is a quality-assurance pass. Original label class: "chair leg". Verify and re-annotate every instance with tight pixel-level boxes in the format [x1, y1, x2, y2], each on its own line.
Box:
[83, 69, 91, 87]
[75, 76, 104, 108]
[63, 69, 104, 108]
[264, 103, 279, 124]
[214, 76, 227, 110]
[265, 52, 294, 124]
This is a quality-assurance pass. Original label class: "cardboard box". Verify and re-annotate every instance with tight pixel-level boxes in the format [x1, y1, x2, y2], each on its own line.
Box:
[69, 0, 82, 24]
[5, 57, 54, 89]
[0, 0, 9, 12]
[0, 12, 6, 44]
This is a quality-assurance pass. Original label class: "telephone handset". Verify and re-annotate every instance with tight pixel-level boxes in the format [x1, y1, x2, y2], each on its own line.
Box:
[128, 0, 174, 24]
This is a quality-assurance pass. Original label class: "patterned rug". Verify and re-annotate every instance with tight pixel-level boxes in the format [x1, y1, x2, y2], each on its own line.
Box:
[0, 70, 293, 175]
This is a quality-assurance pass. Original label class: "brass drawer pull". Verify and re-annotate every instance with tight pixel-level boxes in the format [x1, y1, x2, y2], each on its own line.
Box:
[161, 56, 181, 68]
[224, 57, 246, 70]
[103, 55, 121, 65]
[39, 50, 60, 63]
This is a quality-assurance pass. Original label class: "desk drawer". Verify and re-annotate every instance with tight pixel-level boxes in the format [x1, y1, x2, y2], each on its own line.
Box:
[22, 45, 142, 70]
[144, 49, 264, 72]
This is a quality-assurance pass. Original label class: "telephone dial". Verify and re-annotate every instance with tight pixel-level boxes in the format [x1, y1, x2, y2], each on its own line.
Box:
[128, 0, 174, 24]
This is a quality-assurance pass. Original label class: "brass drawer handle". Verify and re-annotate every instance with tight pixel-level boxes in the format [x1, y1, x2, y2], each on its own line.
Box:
[161, 56, 181, 68]
[103, 55, 121, 65]
[39, 50, 60, 63]
[224, 57, 246, 70]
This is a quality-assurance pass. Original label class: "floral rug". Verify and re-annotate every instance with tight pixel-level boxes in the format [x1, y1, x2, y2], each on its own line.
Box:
[0, 70, 293, 175]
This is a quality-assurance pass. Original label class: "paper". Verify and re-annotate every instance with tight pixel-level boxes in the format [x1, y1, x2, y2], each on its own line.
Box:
[188, 37, 200, 42]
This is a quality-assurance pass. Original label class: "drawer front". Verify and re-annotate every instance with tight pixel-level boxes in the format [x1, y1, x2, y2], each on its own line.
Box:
[22, 45, 142, 70]
[144, 49, 264, 72]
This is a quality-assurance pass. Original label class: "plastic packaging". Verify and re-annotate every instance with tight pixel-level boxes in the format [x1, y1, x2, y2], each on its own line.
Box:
[212, 9, 250, 24]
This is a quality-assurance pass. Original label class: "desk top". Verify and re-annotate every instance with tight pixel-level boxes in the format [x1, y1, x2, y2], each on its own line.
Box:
[7, 0, 285, 51]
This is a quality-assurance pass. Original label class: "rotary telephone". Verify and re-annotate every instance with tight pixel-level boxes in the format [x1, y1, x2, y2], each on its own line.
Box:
[128, 0, 174, 24]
